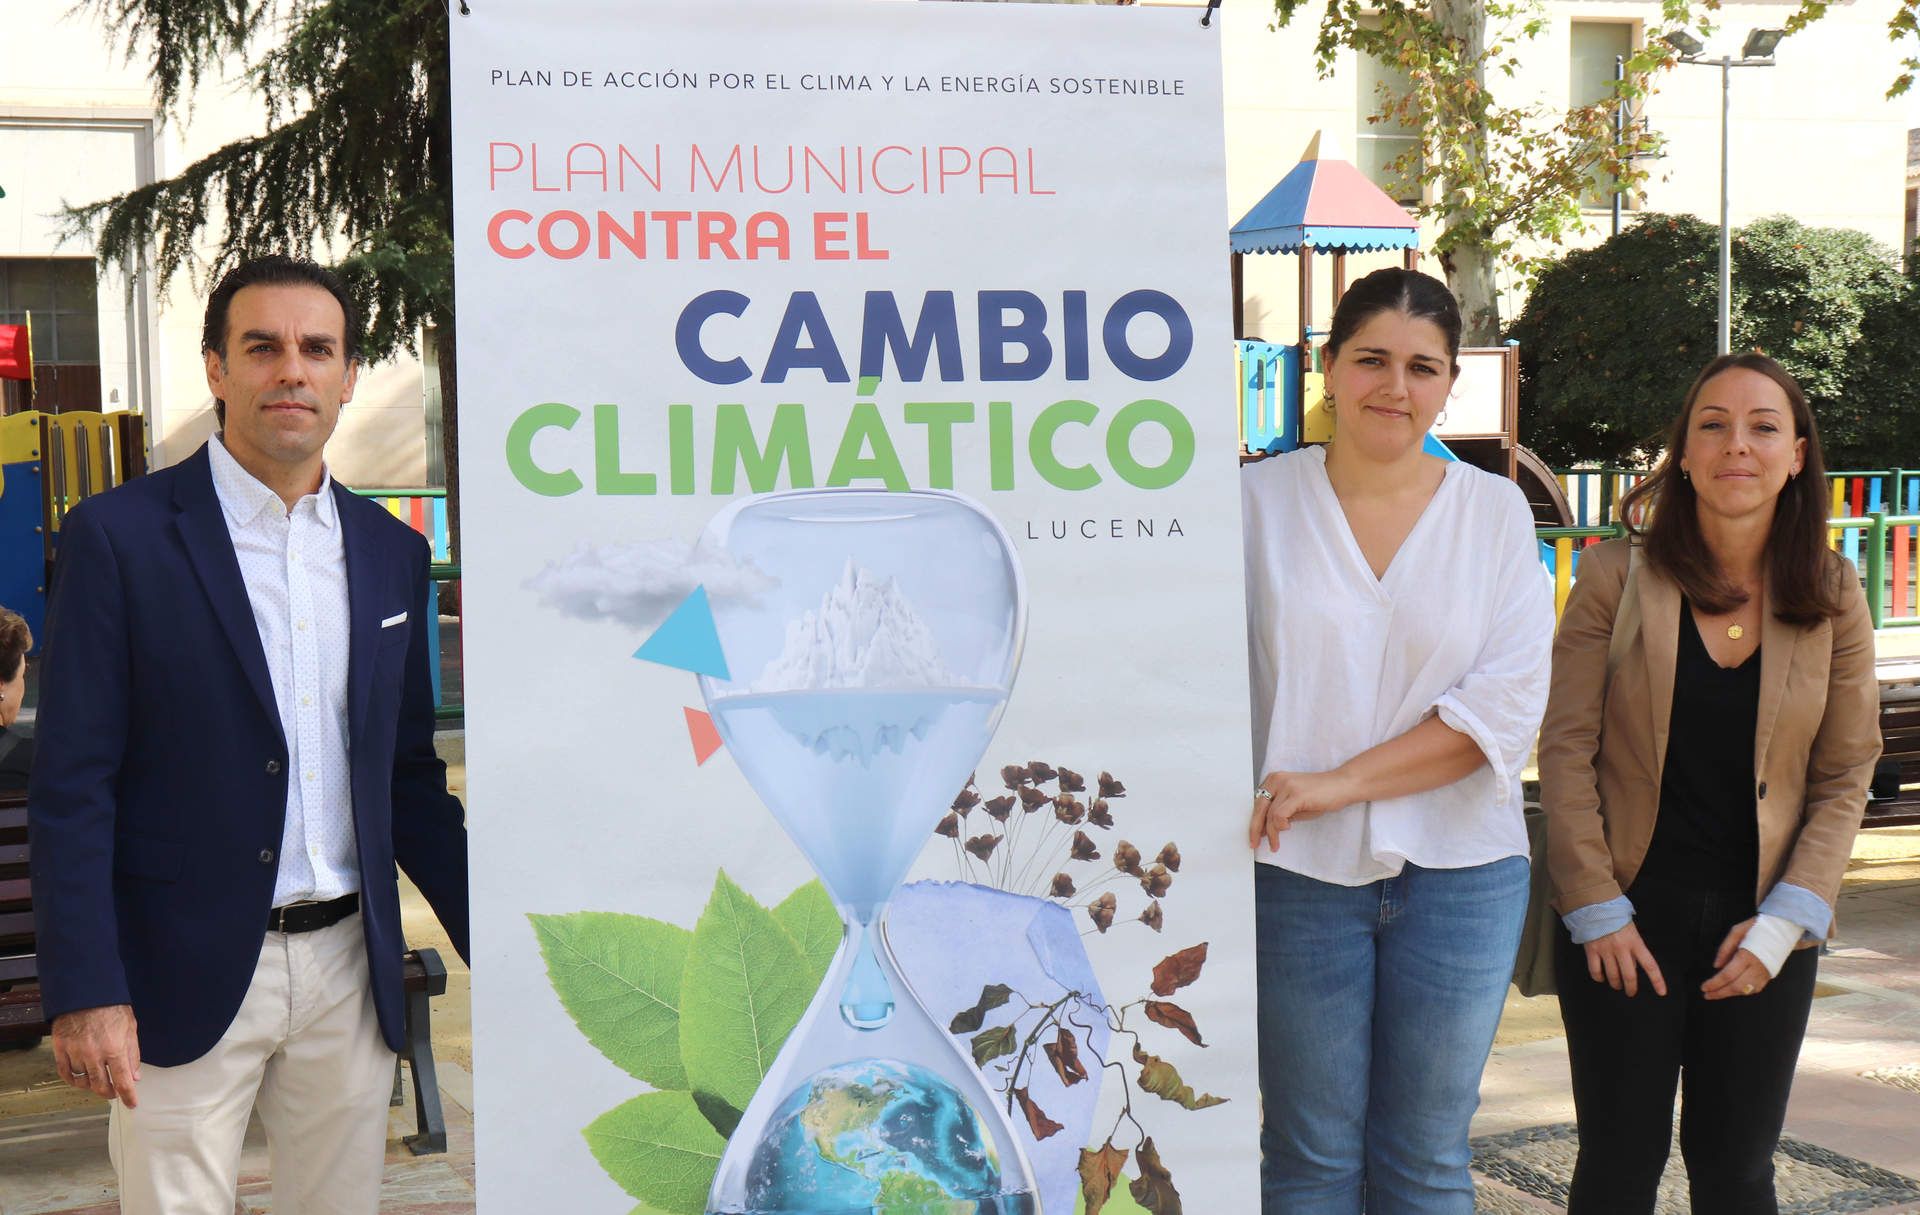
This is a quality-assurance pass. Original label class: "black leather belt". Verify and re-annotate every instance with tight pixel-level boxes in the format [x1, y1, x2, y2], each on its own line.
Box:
[266, 892, 359, 934]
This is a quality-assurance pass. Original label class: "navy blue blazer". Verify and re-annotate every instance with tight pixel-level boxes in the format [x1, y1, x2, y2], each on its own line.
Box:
[28, 444, 469, 1067]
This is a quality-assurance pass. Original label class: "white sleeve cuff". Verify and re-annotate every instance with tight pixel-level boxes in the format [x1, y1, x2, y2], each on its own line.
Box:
[1741, 914, 1803, 979]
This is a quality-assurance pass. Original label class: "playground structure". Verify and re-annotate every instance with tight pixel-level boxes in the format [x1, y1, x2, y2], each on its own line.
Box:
[1229, 134, 1575, 529]
[0, 410, 148, 648]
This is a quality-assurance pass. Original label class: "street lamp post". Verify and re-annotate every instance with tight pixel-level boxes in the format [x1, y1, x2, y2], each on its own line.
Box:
[1664, 29, 1782, 355]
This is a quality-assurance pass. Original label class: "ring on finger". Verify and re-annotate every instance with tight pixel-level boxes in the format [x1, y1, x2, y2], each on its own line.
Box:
[70, 1069, 87, 1079]
[1742, 983, 1756, 995]
[1254, 788, 1273, 801]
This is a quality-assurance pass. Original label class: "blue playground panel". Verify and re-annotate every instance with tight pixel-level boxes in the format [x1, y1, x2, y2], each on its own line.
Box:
[1239, 341, 1299, 454]
[0, 461, 46, 648]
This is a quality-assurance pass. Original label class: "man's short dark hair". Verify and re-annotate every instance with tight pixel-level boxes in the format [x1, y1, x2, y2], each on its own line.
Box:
[201, 255, 362, 365]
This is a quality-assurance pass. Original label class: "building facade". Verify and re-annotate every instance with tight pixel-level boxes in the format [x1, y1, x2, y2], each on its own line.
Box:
[3, 0, 1912, 478]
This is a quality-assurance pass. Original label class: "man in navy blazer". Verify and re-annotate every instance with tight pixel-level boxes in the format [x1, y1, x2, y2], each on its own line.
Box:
[29, 256, 468, 1214]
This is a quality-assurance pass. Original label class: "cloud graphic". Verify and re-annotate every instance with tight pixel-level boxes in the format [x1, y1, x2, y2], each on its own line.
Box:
[525, 537, 776, 630]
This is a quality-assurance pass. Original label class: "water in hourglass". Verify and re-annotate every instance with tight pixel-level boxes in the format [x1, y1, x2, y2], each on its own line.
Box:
[699, 492, 1037, 1214]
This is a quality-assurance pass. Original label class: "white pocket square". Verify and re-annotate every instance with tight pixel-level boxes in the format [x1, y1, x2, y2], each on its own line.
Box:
[380, 611, 409, 629]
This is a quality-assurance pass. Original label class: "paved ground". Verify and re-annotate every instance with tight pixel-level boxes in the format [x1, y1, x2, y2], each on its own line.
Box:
[4, 742, 1919, 1212]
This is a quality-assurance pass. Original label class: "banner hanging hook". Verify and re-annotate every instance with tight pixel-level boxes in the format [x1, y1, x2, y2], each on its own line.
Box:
[1200, 0, 1221, 27]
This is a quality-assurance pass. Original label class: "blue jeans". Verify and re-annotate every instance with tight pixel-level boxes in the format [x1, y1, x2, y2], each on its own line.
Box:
[1256, 857, 1529, 1214]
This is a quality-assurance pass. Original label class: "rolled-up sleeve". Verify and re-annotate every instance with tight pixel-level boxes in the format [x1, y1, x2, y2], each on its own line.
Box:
[1431, 492, 1555, 814]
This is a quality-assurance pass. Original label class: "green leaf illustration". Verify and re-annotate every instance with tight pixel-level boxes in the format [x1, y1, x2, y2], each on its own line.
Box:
[584, 1090, 725, 1215]
[530, 911, 690, 1091]
[680, 870, 817, 1113]
[971, 1023, 1019, 1067]
[773, 880, 842, 981]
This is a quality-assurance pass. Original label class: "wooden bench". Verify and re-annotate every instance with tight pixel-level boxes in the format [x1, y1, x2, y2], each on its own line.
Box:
[0, 794, 451, 1154]
[1867, 661, 1920, 828]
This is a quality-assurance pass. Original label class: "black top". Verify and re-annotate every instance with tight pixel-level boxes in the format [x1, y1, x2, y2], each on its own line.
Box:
[1638, 604, 1761, 893]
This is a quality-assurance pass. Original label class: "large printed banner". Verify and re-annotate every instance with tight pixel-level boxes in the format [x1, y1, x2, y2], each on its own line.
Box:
[450, 2, 1257, 1210]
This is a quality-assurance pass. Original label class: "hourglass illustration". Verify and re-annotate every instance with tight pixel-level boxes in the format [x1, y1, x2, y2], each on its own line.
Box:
[697, 488, 1039, 1214]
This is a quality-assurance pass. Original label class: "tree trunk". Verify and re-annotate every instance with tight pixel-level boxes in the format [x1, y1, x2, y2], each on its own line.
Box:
[1428, 0, 1502, 346]
[1443, 243, 1503, 347]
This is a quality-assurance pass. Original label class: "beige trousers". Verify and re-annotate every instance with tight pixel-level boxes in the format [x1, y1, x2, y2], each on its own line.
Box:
[108, 912, 395, 1215]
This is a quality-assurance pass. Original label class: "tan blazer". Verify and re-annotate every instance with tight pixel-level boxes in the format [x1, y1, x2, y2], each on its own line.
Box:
[1539, 538, 1880, 925]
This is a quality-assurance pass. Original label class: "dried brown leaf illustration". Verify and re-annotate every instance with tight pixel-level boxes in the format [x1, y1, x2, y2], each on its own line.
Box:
[1133, 1044, 1227, 1112]
[1079, 1140, 1131, 1215]
[1087, 892, 1117, 933]
[948, 983, 1013, 1034]
[1130, 1135, 1183, 1213]
[1013, 1086, 1064, 1140]
[1069, 830, 1101, 862]
[1043, 1026, 1088, 1086]
[1144, 1000, 1206, 1047]
[1150, 943, 1208, 996]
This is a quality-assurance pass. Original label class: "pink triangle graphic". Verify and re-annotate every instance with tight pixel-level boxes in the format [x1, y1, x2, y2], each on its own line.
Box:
[684, 707, 723, 766]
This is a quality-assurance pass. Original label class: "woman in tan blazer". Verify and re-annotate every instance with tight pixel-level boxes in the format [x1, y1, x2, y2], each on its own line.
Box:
[1538, 353, 1879, 1215]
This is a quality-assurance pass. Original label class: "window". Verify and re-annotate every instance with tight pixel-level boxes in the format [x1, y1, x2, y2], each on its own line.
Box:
[0, 258, 102, 413]
[1356, 24, 1422, 205]
[1569, 21, 1636, 210]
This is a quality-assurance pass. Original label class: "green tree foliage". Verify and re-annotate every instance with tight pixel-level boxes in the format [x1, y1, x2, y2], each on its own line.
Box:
[1508, 213, 1920, 468]
[1272, 0, 1692, 343]
[63, 0, 461, 544]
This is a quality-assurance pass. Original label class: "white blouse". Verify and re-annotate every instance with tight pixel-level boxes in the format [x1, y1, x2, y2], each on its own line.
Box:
[1243, 446, 1555, 885]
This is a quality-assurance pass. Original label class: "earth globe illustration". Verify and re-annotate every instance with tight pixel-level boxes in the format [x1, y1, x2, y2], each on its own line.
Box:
[696, 489, 1038, 1215]
[744, 1059, 1010, 1210]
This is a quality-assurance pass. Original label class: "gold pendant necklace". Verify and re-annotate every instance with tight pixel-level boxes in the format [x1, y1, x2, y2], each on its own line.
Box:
[1727, 624, 1745, 640]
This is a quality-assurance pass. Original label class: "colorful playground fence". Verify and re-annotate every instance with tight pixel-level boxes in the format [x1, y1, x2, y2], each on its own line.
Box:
[353, 488, 462, 719]
[1539, 467, 1920, 630]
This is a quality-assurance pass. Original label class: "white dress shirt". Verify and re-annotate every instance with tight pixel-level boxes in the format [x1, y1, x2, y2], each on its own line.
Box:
[1242, 445, 1555, 885]
[208, 436, 358, 905]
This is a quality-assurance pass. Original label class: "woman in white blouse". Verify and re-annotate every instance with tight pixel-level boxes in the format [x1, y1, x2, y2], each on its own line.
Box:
[1242, 268, 1554, 1213]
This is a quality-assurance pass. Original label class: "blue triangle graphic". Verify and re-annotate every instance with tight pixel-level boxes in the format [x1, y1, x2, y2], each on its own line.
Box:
[634, 586, 731, 680]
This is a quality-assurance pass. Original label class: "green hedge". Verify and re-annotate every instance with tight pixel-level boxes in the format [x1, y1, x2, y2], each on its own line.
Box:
[1507, 213, 1919, 468]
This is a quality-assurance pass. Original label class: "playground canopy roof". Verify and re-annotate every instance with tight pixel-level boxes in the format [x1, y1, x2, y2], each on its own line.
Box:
[1229, 132, 1421, 256]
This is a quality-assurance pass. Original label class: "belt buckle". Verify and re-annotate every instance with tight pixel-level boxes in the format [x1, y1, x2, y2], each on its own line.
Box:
[273, 900, 318, 933]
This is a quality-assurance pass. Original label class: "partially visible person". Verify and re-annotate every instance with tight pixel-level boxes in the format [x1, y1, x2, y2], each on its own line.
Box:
[1539, 353, 1879, 1215]
[29, 255, 468, 1215]
[1243, 267, 1555, 1213]
[0, 607, 32, 790]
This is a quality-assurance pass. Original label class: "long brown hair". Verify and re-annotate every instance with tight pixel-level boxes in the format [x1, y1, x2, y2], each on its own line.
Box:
[1618, 353, 1844, 624]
